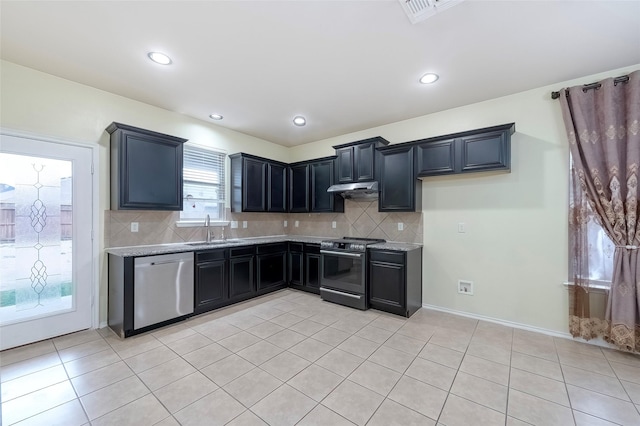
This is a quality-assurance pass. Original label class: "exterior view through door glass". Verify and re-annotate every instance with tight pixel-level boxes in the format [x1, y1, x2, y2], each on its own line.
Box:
[0, 133, 93, 350]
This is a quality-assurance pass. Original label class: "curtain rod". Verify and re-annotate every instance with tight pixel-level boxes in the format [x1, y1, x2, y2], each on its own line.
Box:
[551, 75, 630, 100]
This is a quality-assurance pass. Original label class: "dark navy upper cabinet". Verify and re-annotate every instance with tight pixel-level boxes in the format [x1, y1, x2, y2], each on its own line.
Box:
[289, 163, 310, 213]
[414, 123, 515, 177]
[333, 137, 389, 184]
[377, 145, 421, 212]
[108, 122, 187, 210]
[310, 158, 343, 213]
[289, 156, 344, 213]
[267, 162, 287, 212]
[459, 129, 510, 173]
[230, 153, 288, 212]
[415, 138, 456, 176]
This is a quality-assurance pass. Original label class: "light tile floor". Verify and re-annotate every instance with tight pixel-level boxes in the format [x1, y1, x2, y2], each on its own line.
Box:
[2, 289, 640, 426]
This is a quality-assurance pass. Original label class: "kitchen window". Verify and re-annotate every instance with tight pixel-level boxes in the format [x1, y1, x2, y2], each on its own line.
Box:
[179, 143, 226, 224]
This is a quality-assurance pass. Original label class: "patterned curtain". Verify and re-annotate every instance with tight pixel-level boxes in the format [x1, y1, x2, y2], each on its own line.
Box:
[560, 70, 640, 352]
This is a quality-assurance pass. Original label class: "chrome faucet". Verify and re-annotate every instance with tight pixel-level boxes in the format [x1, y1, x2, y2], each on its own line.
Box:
[205, 214, 213, 243]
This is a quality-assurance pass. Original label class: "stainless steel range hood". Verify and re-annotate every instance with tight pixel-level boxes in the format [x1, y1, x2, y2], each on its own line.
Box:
[327, 181, 379, 200]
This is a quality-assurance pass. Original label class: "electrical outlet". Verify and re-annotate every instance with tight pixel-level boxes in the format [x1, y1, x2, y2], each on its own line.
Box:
[242, 221, 248, 228]
[230, 221, 238, 229]
[130, 222, 138, 233]
[295, 220, 299, 228]
[332, 221, 337, 229]
[458, 280, 474, 295]
[458, 222, 466, 233]
[284, 220, 288, 228]
[398, 222, 404, 231]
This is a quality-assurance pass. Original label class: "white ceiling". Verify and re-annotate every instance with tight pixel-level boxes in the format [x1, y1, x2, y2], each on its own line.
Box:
[1, 1, 639, 147]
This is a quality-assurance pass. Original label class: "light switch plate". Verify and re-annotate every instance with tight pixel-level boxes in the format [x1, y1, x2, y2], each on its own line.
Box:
[130, 222, 139, 233]
[242, 221, 248, 228]
[332, 221, 337, 229]
[398, 222, 404, 231]
[458, 222, 466, 233]
[231, 221, 238, 229]
[284, 220, 288, 228]
[295, 221, 299, 228]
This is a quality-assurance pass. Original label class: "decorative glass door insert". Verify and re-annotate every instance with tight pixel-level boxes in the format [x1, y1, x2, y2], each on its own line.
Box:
[0, 133, 93, 350]
[0, 154, 73, 323]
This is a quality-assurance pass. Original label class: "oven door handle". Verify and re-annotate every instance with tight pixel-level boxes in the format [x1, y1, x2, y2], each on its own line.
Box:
[320, 287, 362, 299]
[320, 250, 363, 258]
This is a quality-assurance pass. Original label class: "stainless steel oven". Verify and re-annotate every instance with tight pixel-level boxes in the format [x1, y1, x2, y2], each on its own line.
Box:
[320, 238, 384, 310]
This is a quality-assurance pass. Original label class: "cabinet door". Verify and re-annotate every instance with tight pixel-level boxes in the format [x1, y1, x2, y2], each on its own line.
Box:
[243, 158, 266, 211]
[378, 146, 416, 212]
[267, 162, 287, 212]
[229, 256, 255, 298]
[415, 139, 457, 176]
[354, 142, 376, 182]
[195, 260, 227, 314]
[310, 159, 335, 212]
[305, 253, 321, 290]
[335, 147, 354, 183]
[369, 260, 405, 316]
[289, 251, 304, 286]
[289, 164, 309, 212]
[460, 130, 510, 173]
[112, 128, 184, 210]
[257, 252, 286, 291]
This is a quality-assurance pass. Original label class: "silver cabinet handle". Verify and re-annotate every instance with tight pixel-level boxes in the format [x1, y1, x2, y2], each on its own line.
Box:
[320, 250, 363, 258]
[320, 287, 362, 299]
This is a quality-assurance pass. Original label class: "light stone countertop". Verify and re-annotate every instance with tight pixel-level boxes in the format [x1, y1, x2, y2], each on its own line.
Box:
[105, 235, 421, 257]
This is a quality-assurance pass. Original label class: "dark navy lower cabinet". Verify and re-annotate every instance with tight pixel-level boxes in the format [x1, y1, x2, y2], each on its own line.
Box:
[194, 249, 228, 315]
[368, 248, 422, 318]
[257, 243, 287, 292]
[287, 242, 320, 294]
[229, 246, 256, 300]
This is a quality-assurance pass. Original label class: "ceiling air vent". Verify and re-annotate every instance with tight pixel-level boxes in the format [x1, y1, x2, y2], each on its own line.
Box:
[398, 0, 465, 24]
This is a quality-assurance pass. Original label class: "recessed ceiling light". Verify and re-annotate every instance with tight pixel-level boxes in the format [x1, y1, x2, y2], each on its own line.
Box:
[209, 114, 223, 120]
[419, 73, 439, 84]
[293, 116, 306, 126]
[147, 52, 172, 65]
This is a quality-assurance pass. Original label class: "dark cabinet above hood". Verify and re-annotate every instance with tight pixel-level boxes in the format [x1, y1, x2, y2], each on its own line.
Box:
[327, 181, 379, 200]
[333, 137, 389, 187]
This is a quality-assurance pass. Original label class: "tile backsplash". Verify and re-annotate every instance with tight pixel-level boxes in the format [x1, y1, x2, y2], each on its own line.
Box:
[106, 200, 422, 247]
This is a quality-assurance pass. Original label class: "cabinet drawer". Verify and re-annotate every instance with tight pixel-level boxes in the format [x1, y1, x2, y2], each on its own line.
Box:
[369, 250, 404, 264]
[230, 246, 256, 257]
[257, 243, 287, 255]
[304, 243, 320, 254]
[289, 242, 303, 253]
[195, 249, 227, 263]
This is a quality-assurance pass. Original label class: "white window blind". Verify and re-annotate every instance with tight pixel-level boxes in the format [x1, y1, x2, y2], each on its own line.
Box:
[181, 144, 226, 221]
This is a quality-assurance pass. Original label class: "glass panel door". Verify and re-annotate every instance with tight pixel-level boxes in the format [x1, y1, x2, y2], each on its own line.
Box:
[0, 133, 93, 350]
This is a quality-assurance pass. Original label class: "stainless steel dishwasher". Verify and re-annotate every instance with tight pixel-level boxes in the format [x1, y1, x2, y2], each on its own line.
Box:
[134, 252, 194, 330]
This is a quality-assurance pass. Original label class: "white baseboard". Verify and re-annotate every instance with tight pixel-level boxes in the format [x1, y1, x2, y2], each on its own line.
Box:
[98, 321, 108, 329]
[422, 304, 623, 350]
[422, 303, 574, 339]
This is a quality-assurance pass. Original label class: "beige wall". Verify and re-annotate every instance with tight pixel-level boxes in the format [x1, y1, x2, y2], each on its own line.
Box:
[2, 58, 638, 334]
[1, 60, 289, 325]
[290, 64, 639, 334]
